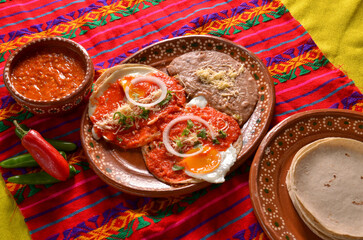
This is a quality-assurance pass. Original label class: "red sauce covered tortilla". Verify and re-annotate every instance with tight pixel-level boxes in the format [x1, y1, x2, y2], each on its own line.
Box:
[142, 106, 241, 184]
[90, 71, 186, 149]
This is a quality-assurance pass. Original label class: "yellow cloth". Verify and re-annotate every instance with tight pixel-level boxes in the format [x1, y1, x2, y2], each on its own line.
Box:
[282, 0, 363, 91]
[0, 1, 362, 238]
[0, 178, 30, 239]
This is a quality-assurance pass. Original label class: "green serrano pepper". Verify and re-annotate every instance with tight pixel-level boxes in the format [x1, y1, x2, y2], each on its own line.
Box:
[7, 165, 77, 185]
[0, 151, 67, 168]
[15, 124, 77, 152]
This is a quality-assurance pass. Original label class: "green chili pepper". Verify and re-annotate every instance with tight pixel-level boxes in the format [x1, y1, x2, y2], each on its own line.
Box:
[15, 124, 77, 152]
[7, 165, 77, 185]
[0, 151, 67, 168]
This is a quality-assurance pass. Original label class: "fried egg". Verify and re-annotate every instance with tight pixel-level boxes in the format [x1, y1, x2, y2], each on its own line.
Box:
[180, 96, 238, 183]
[186, 95, 208, 108]
[181, 144, 237, 183]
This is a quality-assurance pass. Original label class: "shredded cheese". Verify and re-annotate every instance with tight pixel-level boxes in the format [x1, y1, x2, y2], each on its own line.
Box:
[94, 88, 163, 133]
[170, 132, 199, 153]
[195, 65, 245, 90]
[232, 114, 242, 122]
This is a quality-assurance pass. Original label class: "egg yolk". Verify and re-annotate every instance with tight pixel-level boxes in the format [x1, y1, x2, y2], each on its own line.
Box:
[181, 145, 221, 174]
[119, 76, 158, 99]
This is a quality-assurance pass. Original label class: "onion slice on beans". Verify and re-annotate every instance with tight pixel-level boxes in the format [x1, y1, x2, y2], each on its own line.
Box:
[124, 76, 167, 108]
[163, 115, 216, 158]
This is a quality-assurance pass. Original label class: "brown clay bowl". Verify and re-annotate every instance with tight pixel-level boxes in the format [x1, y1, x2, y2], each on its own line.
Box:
[3, 37, 94, 116]
[249, 109, 363, 240]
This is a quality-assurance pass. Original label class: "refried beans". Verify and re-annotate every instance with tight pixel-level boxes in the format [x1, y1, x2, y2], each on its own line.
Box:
[167, 51, 258, 126]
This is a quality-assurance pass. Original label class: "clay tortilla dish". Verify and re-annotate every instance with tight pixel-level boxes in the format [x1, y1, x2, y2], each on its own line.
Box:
[80, 35, 275, 197]
[249, 109, 363, 240]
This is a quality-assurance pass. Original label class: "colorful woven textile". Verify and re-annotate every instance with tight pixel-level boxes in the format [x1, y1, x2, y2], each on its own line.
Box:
[0, 0, 362, 239]
[282, 0, 363, 90]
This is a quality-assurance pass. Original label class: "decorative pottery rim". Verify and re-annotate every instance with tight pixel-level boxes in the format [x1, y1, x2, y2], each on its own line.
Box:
[249, 109, 363, 240]
[81, 35, 275, 197]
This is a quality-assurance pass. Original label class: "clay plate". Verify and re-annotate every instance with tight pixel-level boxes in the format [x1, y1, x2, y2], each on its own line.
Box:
[80, 35, 275, 197]
[249, 109, 363, 240]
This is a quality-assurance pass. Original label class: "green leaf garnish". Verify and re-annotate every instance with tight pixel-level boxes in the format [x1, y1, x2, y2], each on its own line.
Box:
[139, 106, 150, 120]
[197, 128, 207, 139]
[182, 128, 190, 136]
[187, 119, 194, 129]
[174, 138, 183, 148]
[194, 141, 202, 148]
[113, 112, 134, 129]
[172, 165, 184, 171]
[119, 114, 127, 125]
[113, 112, 122, 120]
[158, 90, 173, 106]
[212, 138, 220, 145]
[218, 129, 227, 139]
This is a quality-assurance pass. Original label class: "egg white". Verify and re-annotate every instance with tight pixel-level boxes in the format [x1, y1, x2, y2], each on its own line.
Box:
[183, 96, 237, 183]
[186, 95, 208, 108]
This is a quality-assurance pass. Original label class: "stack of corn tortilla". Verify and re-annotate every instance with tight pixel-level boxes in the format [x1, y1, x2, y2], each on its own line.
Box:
[286, 137, 363, 240]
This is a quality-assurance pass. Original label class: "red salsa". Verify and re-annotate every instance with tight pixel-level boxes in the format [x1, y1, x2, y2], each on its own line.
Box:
[11, 47, 85, 100]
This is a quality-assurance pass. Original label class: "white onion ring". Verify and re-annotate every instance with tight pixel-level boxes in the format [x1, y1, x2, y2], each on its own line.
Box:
[124, 76, 167, 108]
[163, 115, 216, 158]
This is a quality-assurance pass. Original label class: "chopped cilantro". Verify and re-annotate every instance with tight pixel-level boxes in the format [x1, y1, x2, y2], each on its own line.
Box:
[187, 119, 194, 129]
[113, 112, 122, 120]
[174, 138, 183, 148]
[139, 106, 150, 120]
[172, 164, 184, 171]
[182, 128, 190, 136]
[194, 141, 202, 148]
[117, 137, 123, 142]
[113, 112, 134, 129]
[212, 138, 220, 145]
[124, 122, 134, 129]
[158, 90, 173, 106]
[218, 129, 227, 138]
[197, 128, 207, 139]
[119, 114, 127, 125]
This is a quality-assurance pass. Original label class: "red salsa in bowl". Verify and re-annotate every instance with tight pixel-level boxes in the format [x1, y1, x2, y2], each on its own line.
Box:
[12, 47, 86, 101]
[3, 37, 94, 116]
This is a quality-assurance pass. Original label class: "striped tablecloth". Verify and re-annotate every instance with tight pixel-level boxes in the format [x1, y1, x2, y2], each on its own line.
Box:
[0, 0, 362, 239]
